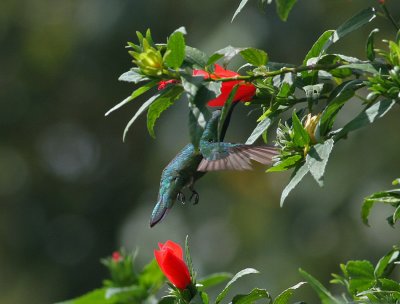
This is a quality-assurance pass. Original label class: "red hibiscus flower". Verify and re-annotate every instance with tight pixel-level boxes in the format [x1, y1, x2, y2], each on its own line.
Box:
[154, 240, 191, 289]
[193, 64, 256, 106]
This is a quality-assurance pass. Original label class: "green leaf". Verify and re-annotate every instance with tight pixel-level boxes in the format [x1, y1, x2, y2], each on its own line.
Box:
[323, 7, 377, 51]
[216, 268, 259, 304]
[291, 111, 310, 147]
[306, 139, 334, 187]
[333, 99, 396, 141]
[164, 29, 186, 69]
[273, 282, 306, 304]
[303, 30, 335, 65]
[366, 29, 379, 61]
[318, 79, 363, 137]
[267, 154, 302, 173]
[184, 46, 209, 69]
[392, 205, 400, 226]
[361, 199, 374, 226]
[374, 247, 400, 279]
[105, 80, 158, 116]
[119, 70, 149, 83]
[158, 296, 177, 304]
[213, 46, 245, 66]
[299, 269, 340, 304]
[275, 0, 297, 22]
[147, 86, 183, 138]
[104, 286, 145, 300]
[280, 162, 310, 207]
[55, 288, 110, 304]
[197, 273, 233, 290]
[337, 63, 378, 74]
[240, 48, 268, 67]
[123, 93, 162, 142]
[184, 235, 196, 282]
[232, 288, 271, 304]
[346, 260, 375, 294]
[245, 117, 273, 145]
[232, 0, 251, 22]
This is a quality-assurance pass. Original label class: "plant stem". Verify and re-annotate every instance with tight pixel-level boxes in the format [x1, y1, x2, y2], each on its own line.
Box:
[210, 63, 343, 82]
[380, 3, 400, 31]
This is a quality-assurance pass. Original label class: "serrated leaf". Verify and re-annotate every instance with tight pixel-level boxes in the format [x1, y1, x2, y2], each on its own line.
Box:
[119, 70, 149, 83]
[292, 111, 310, 147]
[273, 282, 306, 304]
[106, 80, 158, 116]
[123, 93, 162, 142]
[197, 273, 233, 290]
[216, 268, 259, 304]
[275, 0, 297, 22]
[306, 139, 334, 187]
[267, 154, 302, 173]
[346, 260, 375, 294]
[147, 87, 183, 138]
[240, 48, 268, 67]
[333, 99, 396, 141]
[164, 30, 185, 69]
[232, 0, 251, 22]
[280, 162, 310, 207]
[299, 269, 340, 304]
[318, 79, 363, 137]
[232, 288, 271, 304]
[366, 29, 379, 61]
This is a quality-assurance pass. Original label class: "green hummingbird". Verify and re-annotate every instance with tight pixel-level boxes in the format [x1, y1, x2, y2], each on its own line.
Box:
[150, 108, 277, 227]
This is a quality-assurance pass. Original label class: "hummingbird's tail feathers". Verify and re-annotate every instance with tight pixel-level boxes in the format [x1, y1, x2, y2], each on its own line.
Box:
[197, 145, 278, 171]
[150, 201, 169, 227]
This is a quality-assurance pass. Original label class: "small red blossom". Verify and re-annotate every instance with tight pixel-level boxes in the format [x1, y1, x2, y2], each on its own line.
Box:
[158, 79, 179, 90]
[112, 251, 122, 262]
[154, 240, 191, 289]
[193, 64, 256, 106]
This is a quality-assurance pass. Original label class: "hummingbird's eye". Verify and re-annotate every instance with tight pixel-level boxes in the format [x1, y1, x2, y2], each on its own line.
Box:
[172, 176, 178, 182]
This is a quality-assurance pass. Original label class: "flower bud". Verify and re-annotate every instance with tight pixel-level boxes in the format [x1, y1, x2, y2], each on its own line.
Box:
[304, 113, 321, 144]
[131, 39, 165, 77]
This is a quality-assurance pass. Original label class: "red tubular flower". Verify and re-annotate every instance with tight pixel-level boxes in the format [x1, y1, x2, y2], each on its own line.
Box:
[193, 64, 256, 106]
[154, 240, 191, 289]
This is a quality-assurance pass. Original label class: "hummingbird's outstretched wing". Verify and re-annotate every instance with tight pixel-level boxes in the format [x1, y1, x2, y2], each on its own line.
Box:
[197, 144, 278, 171]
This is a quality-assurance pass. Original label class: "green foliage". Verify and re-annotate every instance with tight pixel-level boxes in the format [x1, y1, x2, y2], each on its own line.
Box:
[362, 178, 400, 226]
[57, 251, 164, 304]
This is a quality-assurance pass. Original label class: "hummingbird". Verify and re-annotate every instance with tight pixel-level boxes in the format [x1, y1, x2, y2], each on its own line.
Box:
[150, 107, 278, 227]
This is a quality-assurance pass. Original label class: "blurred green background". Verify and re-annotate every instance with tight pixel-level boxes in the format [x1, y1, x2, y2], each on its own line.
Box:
[1, 0, 400, 303]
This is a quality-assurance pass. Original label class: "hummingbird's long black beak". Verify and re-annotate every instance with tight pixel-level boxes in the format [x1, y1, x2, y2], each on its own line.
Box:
[150, 200, 169, 227]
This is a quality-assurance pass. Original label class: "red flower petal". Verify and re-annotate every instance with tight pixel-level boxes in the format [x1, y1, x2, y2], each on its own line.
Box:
[192, 64, 256, 107]
[154, 241, 191, 290]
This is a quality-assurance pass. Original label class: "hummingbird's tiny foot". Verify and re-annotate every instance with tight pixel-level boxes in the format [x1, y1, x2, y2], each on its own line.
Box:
[177, 192, 186, 205]
[190, 191, 199, 205]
